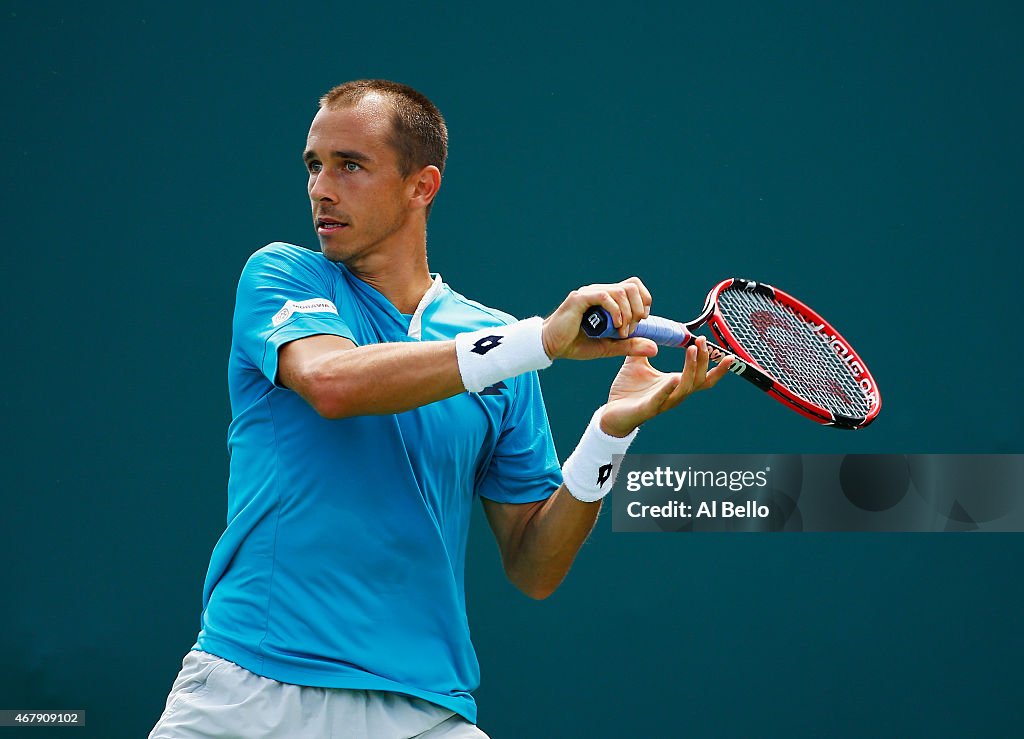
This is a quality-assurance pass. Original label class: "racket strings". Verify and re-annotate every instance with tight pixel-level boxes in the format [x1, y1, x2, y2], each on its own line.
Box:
[716, 290, 872, 418]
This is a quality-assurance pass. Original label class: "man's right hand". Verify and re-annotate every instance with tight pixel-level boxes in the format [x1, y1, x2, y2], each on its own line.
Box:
[542, 277, 659, 361]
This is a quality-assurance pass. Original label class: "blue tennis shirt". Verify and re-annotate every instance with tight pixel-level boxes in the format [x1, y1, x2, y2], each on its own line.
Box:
[194, 242, 562, 723]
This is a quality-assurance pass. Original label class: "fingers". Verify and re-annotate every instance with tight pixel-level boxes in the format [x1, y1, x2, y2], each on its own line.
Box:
[569, 277, 653, 338]
[646, 373, 682, 412]
[625, 276, 653, 312]
[685, 338, 735, 392]
[600, 283, 640, 338]
[603, 335, 736, 432]
[566, 287, 626, 332]
[611, 288, 633, 338]
[623, 278, 649, 337]
[703, 354, 734, 388]
[661, 337, 720, 410]
[666, 344, 698, 407]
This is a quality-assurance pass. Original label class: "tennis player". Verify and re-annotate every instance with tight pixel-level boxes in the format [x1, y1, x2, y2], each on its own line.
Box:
[150, 80, 730, 738]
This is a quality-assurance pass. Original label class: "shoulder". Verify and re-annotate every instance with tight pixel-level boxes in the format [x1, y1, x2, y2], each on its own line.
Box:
[237, 243, 342, 294]
[242, 242, 334, 275]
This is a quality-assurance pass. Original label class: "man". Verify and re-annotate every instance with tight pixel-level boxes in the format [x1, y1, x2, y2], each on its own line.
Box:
[151, 80, 730, 738]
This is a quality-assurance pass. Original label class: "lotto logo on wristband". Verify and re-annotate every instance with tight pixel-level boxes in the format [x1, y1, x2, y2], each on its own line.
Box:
[471, 336, 503, 355]
[562, 408, 638, 503]
[455, 317, 551, 393]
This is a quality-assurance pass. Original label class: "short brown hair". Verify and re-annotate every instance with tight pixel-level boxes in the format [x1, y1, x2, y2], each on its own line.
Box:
[319, 79, 448, 181]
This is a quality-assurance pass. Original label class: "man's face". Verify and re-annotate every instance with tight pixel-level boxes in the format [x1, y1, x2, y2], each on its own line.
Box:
[303, 96, 413, 264]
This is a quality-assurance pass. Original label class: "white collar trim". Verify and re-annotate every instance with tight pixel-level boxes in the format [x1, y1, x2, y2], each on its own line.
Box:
[407, 274, 444, 340]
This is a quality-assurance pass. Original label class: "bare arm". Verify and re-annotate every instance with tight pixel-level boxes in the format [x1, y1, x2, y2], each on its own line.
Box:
[482, 338, 734, 599]
[278, 278, 658, 419]
[279, 334, 466, 418]
[482, 487, 602, 600]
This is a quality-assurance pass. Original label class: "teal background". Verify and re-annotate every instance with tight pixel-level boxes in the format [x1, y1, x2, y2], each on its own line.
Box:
[2, 1, 1021, 736]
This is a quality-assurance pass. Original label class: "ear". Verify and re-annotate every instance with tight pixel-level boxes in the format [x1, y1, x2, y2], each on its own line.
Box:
[407, 165, 442, 211]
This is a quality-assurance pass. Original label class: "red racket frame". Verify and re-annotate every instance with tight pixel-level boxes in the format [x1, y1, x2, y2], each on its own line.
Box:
[705, 279, 881, 429]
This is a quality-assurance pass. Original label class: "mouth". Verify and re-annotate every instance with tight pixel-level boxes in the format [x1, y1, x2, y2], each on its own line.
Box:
[316, 216, 350, 235]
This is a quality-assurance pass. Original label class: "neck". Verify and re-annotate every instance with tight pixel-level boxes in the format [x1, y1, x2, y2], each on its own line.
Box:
[344, 242, 434, 315]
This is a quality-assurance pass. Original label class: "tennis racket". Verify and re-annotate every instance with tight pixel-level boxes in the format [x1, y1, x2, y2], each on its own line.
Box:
[581, 278, 881, 429]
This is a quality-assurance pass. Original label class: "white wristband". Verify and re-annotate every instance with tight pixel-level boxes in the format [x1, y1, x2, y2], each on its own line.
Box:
[562, 406, 638, 502]
[455, 316, 552, 393]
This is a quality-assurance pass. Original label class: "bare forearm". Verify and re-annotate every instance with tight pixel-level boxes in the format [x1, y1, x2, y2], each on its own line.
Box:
[305, 340, 465, 418]
[504, 486, 602, 600]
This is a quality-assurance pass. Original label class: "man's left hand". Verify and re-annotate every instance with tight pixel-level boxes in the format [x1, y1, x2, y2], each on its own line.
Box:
[599, 337, 734, 437]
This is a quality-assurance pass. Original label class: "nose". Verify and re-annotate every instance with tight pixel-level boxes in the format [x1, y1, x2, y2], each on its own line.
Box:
[309, 171, 338, 203]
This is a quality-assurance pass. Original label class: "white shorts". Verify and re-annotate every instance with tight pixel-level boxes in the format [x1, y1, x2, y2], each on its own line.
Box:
[149, 650, 489, 738]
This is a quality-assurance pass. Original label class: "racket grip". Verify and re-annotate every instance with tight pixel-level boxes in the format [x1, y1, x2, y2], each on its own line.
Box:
[581, 307, 692, 347]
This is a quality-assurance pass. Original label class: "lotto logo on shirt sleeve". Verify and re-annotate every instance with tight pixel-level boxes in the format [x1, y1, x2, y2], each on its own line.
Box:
[271, 298, 339, 327]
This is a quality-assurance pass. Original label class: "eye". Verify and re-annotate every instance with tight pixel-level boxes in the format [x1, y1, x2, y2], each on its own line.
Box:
[307, 161, 322, 174]
[344, 161, 361, 173]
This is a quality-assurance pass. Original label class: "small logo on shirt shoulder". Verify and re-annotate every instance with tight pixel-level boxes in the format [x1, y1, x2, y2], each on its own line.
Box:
[271, 298, 339, 327]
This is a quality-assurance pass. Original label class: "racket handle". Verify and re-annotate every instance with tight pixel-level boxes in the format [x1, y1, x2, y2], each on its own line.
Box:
[581, 307, 692, 347]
